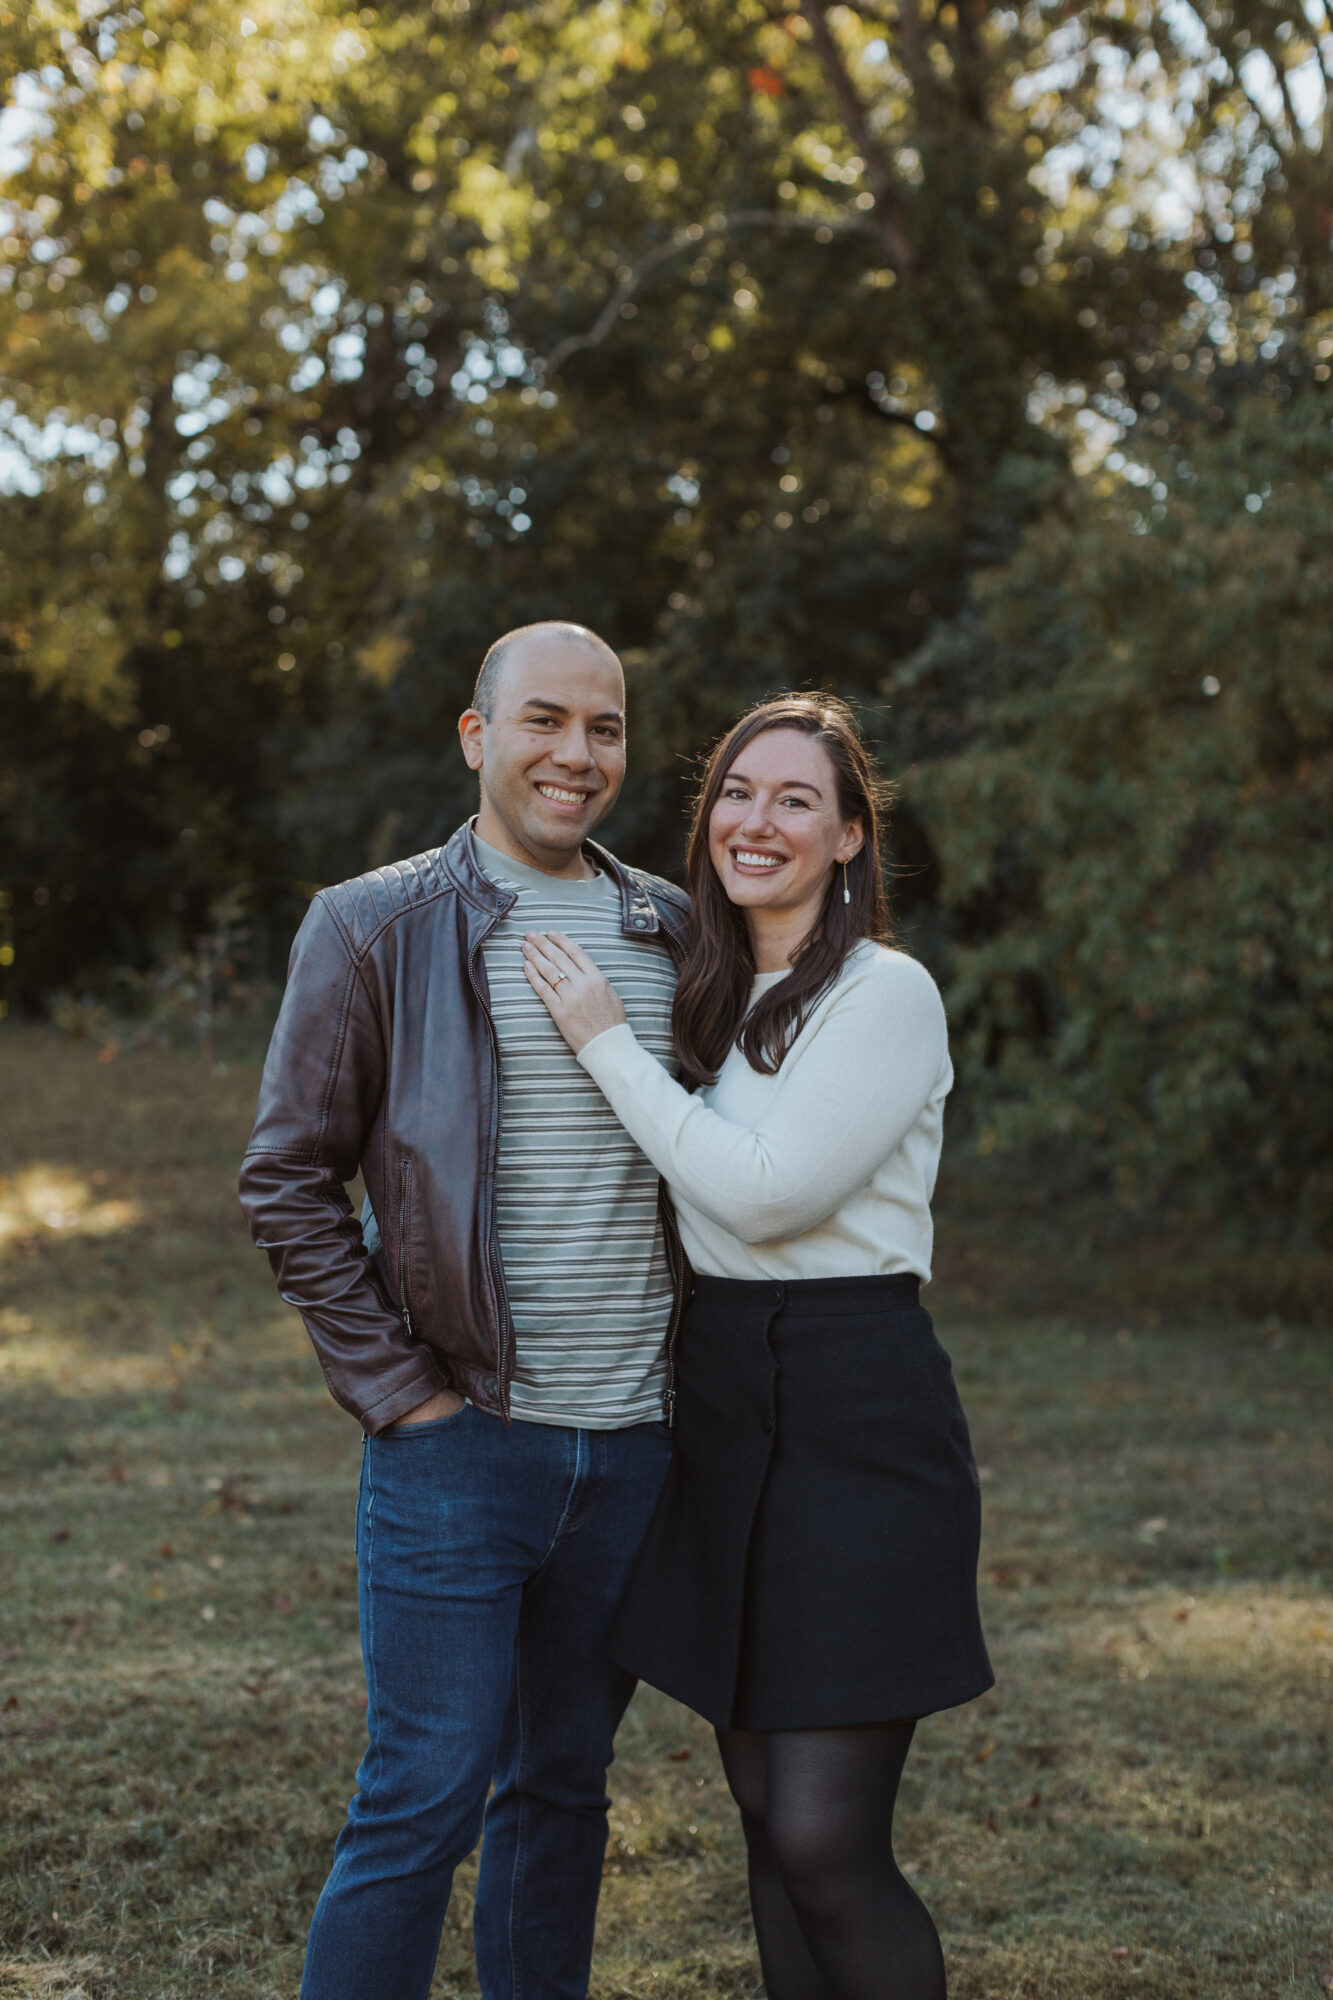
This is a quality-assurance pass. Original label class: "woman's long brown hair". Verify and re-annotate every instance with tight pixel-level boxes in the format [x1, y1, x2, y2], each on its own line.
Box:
[671, 695, 893, 1087]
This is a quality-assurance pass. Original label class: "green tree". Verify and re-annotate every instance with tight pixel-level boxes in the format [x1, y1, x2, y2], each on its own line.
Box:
[2, 0, 1330, 1230]
[913, 389, 1333, 1226]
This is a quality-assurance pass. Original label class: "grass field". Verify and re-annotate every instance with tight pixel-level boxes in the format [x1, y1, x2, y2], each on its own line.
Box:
[1, 1026, 1329, 2000]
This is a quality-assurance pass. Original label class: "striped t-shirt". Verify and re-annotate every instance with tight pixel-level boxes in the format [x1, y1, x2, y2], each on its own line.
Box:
[474, 834, 679, 1428]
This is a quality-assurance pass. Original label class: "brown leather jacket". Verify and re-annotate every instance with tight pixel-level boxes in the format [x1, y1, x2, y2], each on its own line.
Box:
[238, 824, 691, 1433]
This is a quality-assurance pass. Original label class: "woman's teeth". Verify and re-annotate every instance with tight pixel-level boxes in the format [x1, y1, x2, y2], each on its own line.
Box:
[734, 851, 783, 869]
[537, 784, 590, 805]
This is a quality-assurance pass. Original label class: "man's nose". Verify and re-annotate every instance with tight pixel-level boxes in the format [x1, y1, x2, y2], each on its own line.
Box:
[552, 727, 596, 769]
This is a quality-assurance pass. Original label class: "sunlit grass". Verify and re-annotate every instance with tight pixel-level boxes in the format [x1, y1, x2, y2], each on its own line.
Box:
[0, 1166, 140, 1253]
[0, 1025, 1329, 1999]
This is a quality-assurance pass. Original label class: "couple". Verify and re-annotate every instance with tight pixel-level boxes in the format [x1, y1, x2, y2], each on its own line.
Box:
[239, 620, 992, 2000]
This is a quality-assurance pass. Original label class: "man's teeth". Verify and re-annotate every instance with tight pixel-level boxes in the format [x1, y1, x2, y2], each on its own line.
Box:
[734, 851, 782, 869]
[537, 785, 590, 805]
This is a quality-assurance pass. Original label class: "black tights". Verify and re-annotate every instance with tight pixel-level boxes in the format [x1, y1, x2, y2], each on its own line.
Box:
[716, 1721, 946, 2000]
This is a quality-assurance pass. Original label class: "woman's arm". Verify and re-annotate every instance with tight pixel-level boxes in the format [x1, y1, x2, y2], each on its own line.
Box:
[522, 931, 947, 1243]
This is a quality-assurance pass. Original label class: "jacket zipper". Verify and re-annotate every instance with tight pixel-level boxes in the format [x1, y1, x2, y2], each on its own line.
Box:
[397, 1157, 415, 1339]
[468, 925, 515, 1421]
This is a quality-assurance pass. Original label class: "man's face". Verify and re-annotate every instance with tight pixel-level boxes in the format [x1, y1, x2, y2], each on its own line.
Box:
[458, 637, 627, 874]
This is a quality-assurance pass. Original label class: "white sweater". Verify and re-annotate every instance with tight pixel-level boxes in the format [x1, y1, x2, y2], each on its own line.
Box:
[577, 941, 952, 1283]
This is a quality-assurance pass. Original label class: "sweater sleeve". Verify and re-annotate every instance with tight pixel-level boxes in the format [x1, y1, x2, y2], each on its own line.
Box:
[577, 954, 948, 1244]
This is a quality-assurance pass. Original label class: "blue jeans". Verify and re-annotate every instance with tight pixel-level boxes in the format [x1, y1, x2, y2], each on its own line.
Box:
[300, 1404, 673, 2000]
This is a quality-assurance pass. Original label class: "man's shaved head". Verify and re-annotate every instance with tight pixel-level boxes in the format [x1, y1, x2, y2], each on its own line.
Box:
[472, 621, 622, 719]
[458, 619, 628, 878]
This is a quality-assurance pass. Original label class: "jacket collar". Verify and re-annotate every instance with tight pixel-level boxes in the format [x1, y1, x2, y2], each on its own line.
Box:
[442, 821, 664, 938]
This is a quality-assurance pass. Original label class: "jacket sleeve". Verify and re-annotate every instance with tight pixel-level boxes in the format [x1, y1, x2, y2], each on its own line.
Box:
[237, 894, 448, 1432]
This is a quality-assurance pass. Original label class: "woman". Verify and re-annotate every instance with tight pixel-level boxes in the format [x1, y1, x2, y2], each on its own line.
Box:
[521, 695, 991, 2000]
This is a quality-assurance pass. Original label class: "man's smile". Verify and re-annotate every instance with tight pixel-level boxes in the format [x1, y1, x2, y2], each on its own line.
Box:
[535, 782, 596, 807]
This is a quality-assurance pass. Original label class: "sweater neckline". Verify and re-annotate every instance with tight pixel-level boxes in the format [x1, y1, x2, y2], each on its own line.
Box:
[750, 938, 873, 992]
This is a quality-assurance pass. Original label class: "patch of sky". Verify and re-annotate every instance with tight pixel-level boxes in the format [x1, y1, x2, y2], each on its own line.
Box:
[328, 329, 365, 382]
[0, 88, 50, 180]
[450, 336, 532, 402]
[1240, 44, 1328, 145]
[174, 357, 227, 406]
[0, 405, 112, 491]
[261, 459, 295, 505]
[274, 179, 325, 230]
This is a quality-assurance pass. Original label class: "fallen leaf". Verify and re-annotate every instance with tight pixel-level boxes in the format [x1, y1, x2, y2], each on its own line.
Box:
[973, 1738, 996, 1763]
[51, 1528, 71, 1544]
[985, 1811, 1002, 1835]
[158, 1542, 176, 1559]
[3, 1694, 18, 1711]
[1113, 1946, 1129, 1960]
[666, 1748, 692, 1763]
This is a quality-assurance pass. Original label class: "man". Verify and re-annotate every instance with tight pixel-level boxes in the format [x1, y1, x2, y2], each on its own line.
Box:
[238, 622, 689, 2000]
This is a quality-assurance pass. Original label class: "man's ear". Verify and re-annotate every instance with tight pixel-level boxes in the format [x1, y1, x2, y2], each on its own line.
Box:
[458, 708, 485, 772]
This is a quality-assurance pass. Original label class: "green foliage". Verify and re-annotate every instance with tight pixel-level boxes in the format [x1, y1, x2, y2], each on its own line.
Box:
[914, 392, 1333, 1227]
[1, 0, 1330, 1222]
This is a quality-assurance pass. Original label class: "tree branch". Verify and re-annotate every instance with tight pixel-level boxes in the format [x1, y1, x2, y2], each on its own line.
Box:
[831, 381, 951, 454]
[800, 0, 917, 275]
[542, 210, 876, 375]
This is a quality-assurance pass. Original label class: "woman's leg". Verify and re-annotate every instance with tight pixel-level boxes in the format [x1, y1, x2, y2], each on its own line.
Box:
[716, 1729, 831, 2000]
[761, 1720, 946, 2000]
[719, 1721, 946, 2000]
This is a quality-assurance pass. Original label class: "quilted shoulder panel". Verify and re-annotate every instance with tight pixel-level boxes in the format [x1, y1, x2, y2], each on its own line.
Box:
[320, 847, 453, 957]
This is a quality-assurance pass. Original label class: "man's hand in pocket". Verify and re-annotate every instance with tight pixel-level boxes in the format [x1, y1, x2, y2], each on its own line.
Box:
[396, 1389, 466, 1426]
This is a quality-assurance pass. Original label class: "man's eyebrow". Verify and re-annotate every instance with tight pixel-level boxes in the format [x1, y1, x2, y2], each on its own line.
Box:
[724, 765, 823, 796]
[519, 698, 624, 723]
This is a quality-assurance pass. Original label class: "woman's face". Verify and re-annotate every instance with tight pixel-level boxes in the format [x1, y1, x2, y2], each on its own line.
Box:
[707, 728, 862, 919]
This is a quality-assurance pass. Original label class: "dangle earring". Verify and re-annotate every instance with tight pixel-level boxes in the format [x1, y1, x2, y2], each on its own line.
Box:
[841, 859, 851, 905]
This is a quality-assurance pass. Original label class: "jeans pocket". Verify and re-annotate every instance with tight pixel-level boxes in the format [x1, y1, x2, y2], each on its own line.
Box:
[384, 1400, 472, 1437]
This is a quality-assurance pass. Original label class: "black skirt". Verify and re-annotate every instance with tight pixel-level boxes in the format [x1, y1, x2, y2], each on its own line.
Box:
[609, 1272, 994, 1732]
